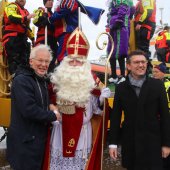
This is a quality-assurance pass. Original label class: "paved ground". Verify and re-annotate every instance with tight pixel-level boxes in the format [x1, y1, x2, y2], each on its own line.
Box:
[103, 146, 126, 170]
[0, 128, 126, 170]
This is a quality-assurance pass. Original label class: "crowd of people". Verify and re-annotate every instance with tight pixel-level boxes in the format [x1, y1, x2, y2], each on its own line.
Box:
[2, 0, 170, 170]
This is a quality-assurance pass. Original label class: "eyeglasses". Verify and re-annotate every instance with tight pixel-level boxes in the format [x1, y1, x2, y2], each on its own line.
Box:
[33, 58, 50, 65]
[131, 60, 148, 65]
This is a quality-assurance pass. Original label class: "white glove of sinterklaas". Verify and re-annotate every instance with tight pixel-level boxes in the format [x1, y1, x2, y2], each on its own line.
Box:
[99, 87, 111, 105]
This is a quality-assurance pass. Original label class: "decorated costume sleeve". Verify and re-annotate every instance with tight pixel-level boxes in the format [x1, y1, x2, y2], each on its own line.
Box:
[49, 0, 78, 24]
[138, 0, 154, 23]
[110, 4, 129, 29]
[60, 0, 78, 12]
[33, 8, 48, 27]
[5, 3, 26, 24]
[117, 4, 129, 26]
[49, 8, 71, 24]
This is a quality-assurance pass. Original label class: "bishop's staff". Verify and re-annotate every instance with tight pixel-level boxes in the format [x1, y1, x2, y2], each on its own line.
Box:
[44, 7, 48, 45]
[96, 32, 114, 170]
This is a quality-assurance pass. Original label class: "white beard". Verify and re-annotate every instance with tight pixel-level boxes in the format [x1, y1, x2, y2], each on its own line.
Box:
[50, 57, 95, 107]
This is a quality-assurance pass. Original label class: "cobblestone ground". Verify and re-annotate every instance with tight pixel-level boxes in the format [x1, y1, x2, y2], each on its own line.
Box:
[0, 147, 126, 170]
[0, 126, 125, 170]
[103, 146, 126, 170]
[0, 149, 11, 170]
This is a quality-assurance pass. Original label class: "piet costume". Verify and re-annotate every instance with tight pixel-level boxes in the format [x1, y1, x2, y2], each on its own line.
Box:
[107, 0, 134, 58]
[49, 0, 104, 62]
[106, 0, 135, 80]
[49, 28, 103, 170]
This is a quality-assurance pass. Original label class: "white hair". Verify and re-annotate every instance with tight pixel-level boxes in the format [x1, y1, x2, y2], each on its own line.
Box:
[50, 57, 95, 107]
[30, 44, 53, 61]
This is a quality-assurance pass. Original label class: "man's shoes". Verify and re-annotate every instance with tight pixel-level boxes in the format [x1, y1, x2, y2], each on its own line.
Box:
[108, 77, 118, 83]
[108, 76, 126, 84]
[117, 76, 125, 84]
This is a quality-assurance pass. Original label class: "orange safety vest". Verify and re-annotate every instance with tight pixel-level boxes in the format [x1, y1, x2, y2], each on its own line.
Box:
[3, 2, 29, 34]
[135, 0, 156, 24]
[35, 9, 53, 45]
[134, 1, 143, 23]
[155, 31, 169, 49]
[148, 1, 156, 23]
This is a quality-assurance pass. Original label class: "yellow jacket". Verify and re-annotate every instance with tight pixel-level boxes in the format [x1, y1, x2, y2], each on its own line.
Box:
[135, 0, 156, 24]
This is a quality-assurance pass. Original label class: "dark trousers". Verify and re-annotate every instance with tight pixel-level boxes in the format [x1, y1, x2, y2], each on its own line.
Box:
[136, 24, 155, 60]
[110, 57, 125, 78]
[4, 35, 30, 75]
[163, 156, 170, 170]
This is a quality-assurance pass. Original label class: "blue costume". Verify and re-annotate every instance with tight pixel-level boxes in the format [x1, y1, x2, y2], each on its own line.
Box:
[49, 0, 104, 62]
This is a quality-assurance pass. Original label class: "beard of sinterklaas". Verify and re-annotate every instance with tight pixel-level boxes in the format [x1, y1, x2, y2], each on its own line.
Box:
[51, 57, 95, 107]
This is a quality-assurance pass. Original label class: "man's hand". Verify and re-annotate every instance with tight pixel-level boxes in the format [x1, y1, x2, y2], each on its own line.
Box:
[135, 24, 141, 31]
[109, 148, 118, 160]
[49, 104, 57, 111]
[54, 110, 62, 121]
[27, 13, 36, 20]
[49, 104, 62, 121]
[162, 146, 170, 158]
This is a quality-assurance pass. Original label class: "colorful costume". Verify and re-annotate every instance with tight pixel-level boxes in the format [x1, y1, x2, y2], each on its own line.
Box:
[107, 0, 135, 82]
[2, 2, 34, 75]
[134, 0, 156, 59]
[49, 28, 110, 170]
[49, 0, 104, 62]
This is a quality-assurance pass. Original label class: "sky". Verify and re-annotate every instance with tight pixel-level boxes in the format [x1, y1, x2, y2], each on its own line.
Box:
[7, 0, 170, 60]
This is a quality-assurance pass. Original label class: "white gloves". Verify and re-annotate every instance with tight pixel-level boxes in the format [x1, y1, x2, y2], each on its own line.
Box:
[99, 87, 111, 105]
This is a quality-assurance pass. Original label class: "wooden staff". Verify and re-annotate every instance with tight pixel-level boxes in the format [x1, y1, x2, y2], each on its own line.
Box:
[96, 32, 114, 170]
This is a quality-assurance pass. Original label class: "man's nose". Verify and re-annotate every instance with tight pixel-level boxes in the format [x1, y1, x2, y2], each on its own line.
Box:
[72, 60, 77, 66]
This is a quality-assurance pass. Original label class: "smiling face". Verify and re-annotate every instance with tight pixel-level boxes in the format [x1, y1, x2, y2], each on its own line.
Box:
[29, 49, 51, 77]
[126, 54, 148, 80]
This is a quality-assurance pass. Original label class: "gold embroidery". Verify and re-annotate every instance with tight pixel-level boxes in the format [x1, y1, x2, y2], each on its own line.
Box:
[58, 105, 76, 114]
[68, 138, 75, 147]
[66, 150, 72, 154]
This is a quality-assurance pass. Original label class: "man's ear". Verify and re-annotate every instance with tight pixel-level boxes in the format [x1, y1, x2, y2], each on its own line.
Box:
[29, 59, 33, 66]
[126, 63, 131, 71]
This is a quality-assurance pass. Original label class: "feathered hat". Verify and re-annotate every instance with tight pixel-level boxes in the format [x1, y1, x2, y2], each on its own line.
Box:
[66, 27, 90, 59]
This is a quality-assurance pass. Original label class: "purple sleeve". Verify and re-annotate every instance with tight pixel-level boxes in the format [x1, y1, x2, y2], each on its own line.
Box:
[109, 4, 129, 29]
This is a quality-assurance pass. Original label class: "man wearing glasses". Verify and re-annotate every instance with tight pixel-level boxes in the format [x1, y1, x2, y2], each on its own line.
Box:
[6, 45, 61, 170]
[109, 50, 170, 170]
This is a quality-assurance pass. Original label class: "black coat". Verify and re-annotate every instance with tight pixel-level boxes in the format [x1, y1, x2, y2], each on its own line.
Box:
[109, 77, 170, 169]
[6, 67, 57, 170]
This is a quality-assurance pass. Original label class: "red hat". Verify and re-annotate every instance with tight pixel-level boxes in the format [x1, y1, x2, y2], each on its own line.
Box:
[66, 27, 90, 59]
